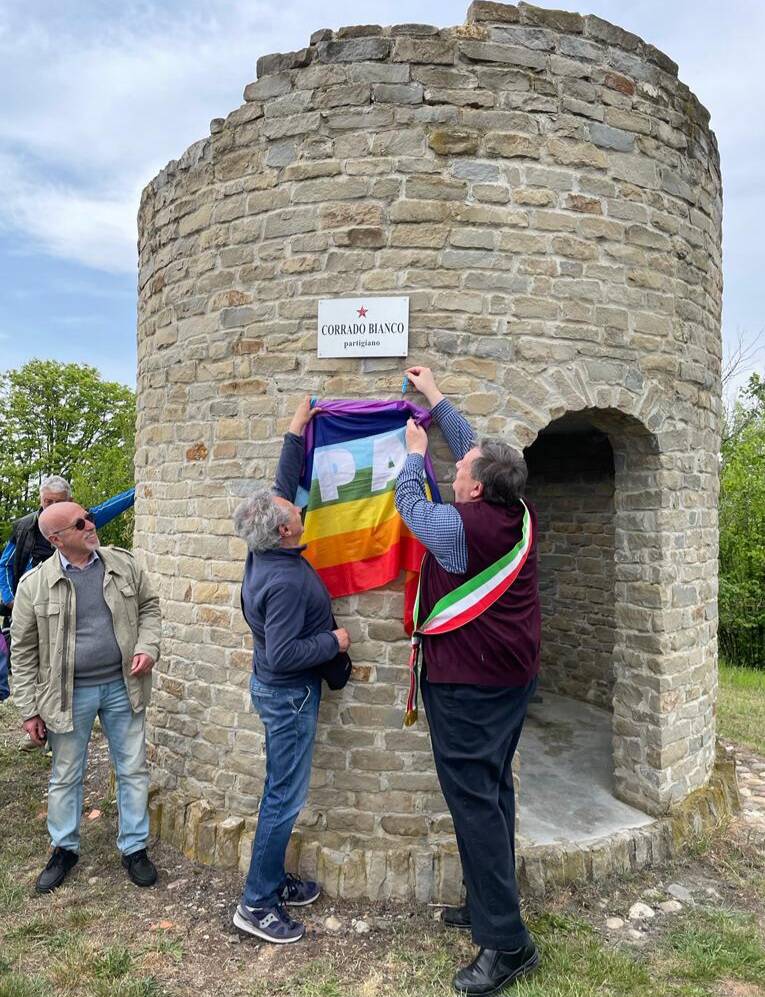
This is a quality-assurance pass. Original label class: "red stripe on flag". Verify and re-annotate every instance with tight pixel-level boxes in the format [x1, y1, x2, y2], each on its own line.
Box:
[317, 537, 426, 599]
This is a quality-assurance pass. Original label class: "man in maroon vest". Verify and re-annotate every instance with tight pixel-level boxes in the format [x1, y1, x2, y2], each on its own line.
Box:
[395, 366, 541, 995]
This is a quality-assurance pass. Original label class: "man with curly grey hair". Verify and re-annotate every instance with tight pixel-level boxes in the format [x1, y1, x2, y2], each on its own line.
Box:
[232, 398, 351, 945]
[233, 488, 297, 556]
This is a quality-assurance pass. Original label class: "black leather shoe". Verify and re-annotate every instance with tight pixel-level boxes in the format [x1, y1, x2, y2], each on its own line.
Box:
[121, 848, 157, 887]
[35, 847, 79, 893]
[453, 944, 539, 995]
[443, 904, 471, 930]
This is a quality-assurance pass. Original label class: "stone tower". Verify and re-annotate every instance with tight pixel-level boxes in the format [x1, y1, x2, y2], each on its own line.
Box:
[136, 2, 729, 900]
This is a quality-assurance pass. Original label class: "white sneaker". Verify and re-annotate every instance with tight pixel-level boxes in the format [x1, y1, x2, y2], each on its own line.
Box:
[233, 902, 305, 944]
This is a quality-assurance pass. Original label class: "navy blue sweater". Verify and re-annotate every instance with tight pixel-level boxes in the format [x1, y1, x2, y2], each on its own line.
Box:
[241, 432, 339, 686]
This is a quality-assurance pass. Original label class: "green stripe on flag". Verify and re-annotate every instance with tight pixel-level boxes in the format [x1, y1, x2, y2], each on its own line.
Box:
[307, 466, 394, 509]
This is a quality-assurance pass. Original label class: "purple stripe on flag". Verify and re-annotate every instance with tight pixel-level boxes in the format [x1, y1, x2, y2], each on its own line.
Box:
[302, 399, 441, 502]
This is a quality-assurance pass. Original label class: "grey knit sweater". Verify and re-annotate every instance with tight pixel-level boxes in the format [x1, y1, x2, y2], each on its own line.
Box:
[67, 558, 123, 686]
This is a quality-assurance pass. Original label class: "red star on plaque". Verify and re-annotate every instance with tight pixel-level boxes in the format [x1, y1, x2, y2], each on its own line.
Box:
[357, 305, 368, 318]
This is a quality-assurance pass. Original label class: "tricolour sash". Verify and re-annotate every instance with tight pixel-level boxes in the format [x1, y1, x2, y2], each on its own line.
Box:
[403, 500, 533, 726]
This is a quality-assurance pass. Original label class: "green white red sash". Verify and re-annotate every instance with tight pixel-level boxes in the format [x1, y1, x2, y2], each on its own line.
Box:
[403, 500, 533, 726]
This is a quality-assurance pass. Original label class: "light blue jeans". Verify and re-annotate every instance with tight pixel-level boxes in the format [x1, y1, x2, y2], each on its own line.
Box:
[46, 678, 149, 856]
[242, 674, 322, 908]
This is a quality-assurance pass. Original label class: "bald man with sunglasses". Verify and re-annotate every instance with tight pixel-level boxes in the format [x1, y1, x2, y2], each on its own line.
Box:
[11, 502, 161, 894]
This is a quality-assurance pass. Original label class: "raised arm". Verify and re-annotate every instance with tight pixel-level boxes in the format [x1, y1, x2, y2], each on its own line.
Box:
[273, 434, 305, 502]
[396, 451, 467, 574]
[90, 487, 136, 528]
[431, 398, 477, 462]
[404, 366, 476, 461]
[273, 397, 319, 501]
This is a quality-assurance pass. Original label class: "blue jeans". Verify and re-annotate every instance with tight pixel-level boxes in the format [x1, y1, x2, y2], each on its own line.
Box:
[46, 678, 149, 856]
[242, 674, 321, 908]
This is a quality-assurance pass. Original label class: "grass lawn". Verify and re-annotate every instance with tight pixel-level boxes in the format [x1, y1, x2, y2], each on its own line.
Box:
[2, 673, 765, 997]
[718, 661, 765, 755]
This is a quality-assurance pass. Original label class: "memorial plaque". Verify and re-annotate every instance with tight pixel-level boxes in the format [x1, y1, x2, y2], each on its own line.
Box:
[317, 296, 409, 358]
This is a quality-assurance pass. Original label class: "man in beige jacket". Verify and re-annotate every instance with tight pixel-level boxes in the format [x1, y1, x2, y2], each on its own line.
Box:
[11, 501, 161, 893]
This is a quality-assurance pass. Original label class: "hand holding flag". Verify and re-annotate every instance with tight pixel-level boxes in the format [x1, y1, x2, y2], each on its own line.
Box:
[405, 418, 429, 456]
[289, 396, 322, 436]
[404, 366, 444, 408]
[297, 398, 442, 635]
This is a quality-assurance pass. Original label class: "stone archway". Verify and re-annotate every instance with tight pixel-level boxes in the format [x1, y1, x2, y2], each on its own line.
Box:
[518, 401, 713, 819]
[519, 409, 642, 845]
[524, 412, 617, 710]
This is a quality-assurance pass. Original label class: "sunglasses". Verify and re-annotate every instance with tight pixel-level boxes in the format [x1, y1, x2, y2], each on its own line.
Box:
[51, 512, 96, 537]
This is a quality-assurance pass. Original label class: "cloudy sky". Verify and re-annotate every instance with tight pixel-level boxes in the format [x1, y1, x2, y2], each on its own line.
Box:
[0, 0, 762, 391]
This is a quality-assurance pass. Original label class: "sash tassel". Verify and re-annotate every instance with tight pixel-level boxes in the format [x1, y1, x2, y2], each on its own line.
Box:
[403, 636, 421, 727]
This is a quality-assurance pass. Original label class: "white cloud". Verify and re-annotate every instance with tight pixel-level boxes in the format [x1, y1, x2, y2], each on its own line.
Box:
[0, 0, 314, 271]
[0, 0, 763, 380]
[0, 0, 448, 271]
[0, 154, 139, 272]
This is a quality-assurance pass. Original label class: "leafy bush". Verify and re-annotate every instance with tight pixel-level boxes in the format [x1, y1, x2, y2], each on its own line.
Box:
[719, 373, 765, 668]
[0, 360, 135, 549]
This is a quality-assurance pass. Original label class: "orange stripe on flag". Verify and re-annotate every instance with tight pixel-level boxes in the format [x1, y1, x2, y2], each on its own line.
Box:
[304, 516, 415, 570]
[315, 537, 425, 599]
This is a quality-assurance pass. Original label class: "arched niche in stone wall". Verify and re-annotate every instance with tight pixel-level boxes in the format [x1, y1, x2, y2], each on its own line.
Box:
[522, 404, 706, 820]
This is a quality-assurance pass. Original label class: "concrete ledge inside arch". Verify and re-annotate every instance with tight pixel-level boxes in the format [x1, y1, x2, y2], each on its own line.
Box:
[519, 693, 654, 846]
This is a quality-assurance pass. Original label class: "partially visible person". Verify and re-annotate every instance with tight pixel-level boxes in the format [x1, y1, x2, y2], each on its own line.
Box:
[0, 475, 135, 609]
[0, 626, 9, 702]
[396, 366, 541, 996]
[0, 475, 134, 749]
[232, 397, 351, 945]
[11, 501, 161, 894]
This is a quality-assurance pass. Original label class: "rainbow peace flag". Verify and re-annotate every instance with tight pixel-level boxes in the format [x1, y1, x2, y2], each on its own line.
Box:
[296, 400, 441, 633]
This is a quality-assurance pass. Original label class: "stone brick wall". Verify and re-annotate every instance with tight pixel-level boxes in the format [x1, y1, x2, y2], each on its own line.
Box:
[525, 423, 615, 708]
[135, 1, 723, 899]
[148, 742, 740, 899]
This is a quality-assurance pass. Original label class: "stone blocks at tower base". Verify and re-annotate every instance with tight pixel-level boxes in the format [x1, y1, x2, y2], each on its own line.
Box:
[148, 744, 738, 900]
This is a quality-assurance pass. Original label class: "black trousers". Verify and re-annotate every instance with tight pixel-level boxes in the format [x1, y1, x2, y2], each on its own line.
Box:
[422, 671, 537, 950]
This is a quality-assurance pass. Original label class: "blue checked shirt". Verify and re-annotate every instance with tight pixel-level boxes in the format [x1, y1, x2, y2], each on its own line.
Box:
[395, 399, 476, 575]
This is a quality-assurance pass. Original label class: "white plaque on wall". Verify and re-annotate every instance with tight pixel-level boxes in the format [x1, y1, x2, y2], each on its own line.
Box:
[317, 297, 409, 358]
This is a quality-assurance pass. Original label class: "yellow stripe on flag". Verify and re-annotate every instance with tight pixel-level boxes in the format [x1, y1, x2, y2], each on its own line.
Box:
[302, 490, 397, 543]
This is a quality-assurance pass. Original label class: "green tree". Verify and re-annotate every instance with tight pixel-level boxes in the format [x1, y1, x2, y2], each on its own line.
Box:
[719, 372, 765, 668]
[0, 360, 135, 548]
